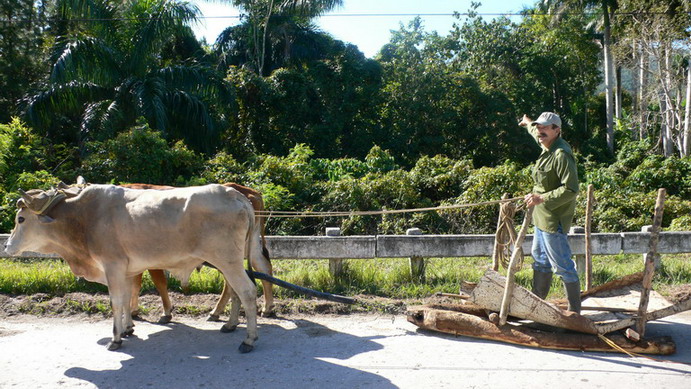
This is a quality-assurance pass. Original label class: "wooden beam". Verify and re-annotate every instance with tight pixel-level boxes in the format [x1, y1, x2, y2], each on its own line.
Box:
[585, 184, 594, 290]
[498, 207, 533, 325]
[406, 306, 676, 355]
[636, 188, 666, 336]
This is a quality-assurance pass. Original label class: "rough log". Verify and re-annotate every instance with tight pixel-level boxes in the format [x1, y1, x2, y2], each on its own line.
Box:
[471, 270, 599, 334]
[406, 306, 676, 355]
[596, 294, 691, 334]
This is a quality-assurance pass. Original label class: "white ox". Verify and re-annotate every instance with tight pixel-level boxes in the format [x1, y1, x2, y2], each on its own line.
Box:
[4, 184, 260, 353]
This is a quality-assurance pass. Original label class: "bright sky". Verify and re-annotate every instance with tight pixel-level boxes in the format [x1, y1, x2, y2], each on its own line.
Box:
[191, 0, 535, 58]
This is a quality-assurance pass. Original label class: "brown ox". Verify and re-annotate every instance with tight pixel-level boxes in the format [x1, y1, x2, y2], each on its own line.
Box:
[5, 184, 261, 353]
[121, 183, 273, 322]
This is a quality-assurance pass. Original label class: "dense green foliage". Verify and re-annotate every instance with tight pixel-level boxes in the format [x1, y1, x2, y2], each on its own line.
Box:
[1, 1, 689, 237]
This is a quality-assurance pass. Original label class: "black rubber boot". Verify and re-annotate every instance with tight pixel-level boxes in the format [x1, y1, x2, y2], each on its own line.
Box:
[563, 281, 582, 314]
[532, 271, 553, 300]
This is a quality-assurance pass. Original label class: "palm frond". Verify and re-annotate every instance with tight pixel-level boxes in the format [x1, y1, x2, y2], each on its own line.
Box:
[23, 81, 113, 129]
[51, 37, 123, 86]
[133, 76, 168, 132]
[129, 0, 201, 74]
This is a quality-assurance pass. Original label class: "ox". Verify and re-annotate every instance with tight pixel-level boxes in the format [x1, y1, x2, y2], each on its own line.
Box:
[4, 184, 260, 353]
[120, 183, 274, 323]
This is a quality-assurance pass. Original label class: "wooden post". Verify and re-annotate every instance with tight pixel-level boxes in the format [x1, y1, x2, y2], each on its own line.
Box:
[570, 226, 585, 276]
[498, 206, 533, 326]
[636, 188, 666, 337]
[407, 228, 425, 282]
[492, 193, 510, 271]
[326, 227, 344, 278]
[585, 184, 594, 291]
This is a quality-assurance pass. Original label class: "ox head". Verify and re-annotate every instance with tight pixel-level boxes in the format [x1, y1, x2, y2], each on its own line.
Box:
[4, 188, 64, 256]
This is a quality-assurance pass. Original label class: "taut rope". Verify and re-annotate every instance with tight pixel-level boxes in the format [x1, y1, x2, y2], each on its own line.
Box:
[254, 196, 523, 218]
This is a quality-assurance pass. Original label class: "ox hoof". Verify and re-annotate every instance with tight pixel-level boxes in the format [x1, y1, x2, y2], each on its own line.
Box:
[207, 314, 220, 322]
[107, 340, 122, 351]
[260, 310, 276, 318]
[238, 342, 254, 353]
[123, 327, 135, 337]
[220, 324, 237, 333]
[158, 315, 172, 324]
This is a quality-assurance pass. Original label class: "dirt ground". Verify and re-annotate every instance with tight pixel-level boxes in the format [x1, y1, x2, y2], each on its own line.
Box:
[1, 287, 691, 388]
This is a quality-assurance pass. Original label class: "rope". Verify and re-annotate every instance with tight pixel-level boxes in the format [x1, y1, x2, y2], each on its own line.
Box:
[254, 196, 523, 218]
[494, 200, 524, 270]
[597, 334, 691, 366]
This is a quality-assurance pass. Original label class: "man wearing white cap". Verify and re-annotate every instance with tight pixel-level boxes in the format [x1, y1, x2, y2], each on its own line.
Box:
[519, 112, 581, 313]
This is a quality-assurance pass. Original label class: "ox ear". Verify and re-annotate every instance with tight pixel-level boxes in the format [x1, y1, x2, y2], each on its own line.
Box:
[38, 214, 55, 224]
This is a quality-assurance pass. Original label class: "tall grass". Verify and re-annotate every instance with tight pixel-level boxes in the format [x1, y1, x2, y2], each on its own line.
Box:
[0, 254, 689, 298]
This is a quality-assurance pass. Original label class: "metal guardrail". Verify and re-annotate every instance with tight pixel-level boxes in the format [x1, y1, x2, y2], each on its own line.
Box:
[2, 231, 690, 259]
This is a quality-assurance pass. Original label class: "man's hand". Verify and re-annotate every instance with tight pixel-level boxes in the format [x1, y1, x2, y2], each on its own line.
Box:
[524, 193, 544, 208]
[518, 114, 533, 127]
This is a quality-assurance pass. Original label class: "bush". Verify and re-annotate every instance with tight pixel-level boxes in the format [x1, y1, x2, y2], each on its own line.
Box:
[447, 162, 532, 233]
[80, 123, 203, 185]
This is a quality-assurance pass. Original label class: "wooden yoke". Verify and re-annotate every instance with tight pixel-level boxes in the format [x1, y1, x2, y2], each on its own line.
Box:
[498, 206, 533, 325]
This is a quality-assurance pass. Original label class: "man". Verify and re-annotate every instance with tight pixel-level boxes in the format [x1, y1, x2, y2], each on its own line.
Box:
[519, 112, 581, 313]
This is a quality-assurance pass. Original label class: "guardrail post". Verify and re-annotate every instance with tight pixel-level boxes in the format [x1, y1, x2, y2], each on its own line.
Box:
[570, 226, 586, 276]
[407, 228, 425, 282]
[326, 227, 344, 278]
[641, 225, 661, 270]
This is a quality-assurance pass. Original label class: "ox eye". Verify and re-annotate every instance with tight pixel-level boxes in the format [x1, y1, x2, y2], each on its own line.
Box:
[17, 216, 25, 224]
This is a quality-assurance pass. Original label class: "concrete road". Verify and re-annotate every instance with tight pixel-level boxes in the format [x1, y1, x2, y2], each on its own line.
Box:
[1, 311, 690, 389]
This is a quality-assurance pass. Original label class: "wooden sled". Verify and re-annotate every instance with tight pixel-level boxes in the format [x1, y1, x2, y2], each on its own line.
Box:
[406, 269, 691, 355]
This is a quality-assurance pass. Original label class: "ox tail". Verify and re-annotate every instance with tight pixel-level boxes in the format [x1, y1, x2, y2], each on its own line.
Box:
[258, 214, 271, 264]
[245, 209, 258, 286]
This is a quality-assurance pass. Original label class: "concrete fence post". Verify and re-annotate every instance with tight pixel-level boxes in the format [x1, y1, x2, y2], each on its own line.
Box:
[326, 227, 344, 277]
[407, 228, 425, 282]
[570, 226, 586, 276]
[641, 225, 661, 269]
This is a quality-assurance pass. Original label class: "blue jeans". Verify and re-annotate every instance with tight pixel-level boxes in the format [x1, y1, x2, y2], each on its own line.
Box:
[531, 226, 579, 283]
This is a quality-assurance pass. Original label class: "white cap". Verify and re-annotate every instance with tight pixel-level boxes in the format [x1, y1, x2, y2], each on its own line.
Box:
[531, 112, 562, 127]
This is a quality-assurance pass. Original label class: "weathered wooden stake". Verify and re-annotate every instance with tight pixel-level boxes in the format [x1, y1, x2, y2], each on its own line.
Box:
[636, 188, 666, 337]
[585, 184, 594, 290]
[498, 206, 533, 325]
[407, 228, 425, 282]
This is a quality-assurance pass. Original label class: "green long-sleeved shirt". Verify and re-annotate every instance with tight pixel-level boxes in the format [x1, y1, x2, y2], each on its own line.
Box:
[527, 126, 579, 233]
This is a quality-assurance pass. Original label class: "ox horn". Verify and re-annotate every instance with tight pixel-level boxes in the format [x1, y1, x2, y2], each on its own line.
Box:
[18, 189, 34, 204]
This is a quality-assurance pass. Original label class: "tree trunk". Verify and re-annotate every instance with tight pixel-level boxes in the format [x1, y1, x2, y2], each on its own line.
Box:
[684, 63, 691, 157]
[662, 46, 674, 157]
[602, 2, 615, 152]
[615, 65, 622, 121]
[638, 42, 648, 139]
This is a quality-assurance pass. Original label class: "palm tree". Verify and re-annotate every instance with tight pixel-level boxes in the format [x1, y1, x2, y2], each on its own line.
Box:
[215, 13, 331, 74]
[541, 0, 618, 153]
[23, 0, 231, 152]
[227, 0, 343, 75]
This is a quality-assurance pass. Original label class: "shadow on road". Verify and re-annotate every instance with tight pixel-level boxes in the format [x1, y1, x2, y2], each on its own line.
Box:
[65, 318, 396, 388]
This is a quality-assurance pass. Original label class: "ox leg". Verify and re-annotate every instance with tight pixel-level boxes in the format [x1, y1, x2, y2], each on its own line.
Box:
[130, 273, 144, 318]
[215, 262, 258, 353]
[149, 269, 173, 324]
[251, 254, 274, 317]
[248, 225, 274, 317]
[208, 277, 232, 322]
[107, 273, 134, 351]
[220, 284, 241, 333]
